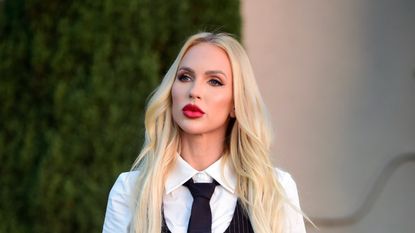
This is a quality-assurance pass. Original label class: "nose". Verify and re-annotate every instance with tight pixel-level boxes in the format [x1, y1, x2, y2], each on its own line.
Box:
[189, 80, 202, 100]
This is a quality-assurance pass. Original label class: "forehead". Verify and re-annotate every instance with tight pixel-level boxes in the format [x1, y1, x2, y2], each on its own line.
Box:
[179, 43, 232, 75]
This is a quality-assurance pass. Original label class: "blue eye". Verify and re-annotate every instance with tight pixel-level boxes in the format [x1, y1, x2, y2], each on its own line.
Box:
[177, 74, 192, 82]
[208, 79, 223, 86]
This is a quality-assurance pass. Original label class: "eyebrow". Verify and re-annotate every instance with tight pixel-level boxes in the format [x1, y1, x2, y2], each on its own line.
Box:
[178, 67, 195, 76]
[178, 66, 228, 79]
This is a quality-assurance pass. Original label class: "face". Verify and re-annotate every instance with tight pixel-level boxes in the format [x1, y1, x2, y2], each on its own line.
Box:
[171, 42, 234, 137]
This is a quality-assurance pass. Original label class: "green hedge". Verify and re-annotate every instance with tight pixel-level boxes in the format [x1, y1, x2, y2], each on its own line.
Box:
[0, 0, 240, 232]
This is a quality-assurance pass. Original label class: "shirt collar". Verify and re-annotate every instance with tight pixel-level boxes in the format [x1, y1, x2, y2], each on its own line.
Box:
[165, 154, 237, 194]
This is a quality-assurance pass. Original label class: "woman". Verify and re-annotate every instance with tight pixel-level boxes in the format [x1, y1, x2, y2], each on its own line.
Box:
[103, 32, 306, 233]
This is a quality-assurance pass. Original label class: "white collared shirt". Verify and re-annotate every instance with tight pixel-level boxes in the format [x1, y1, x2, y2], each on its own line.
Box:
[102, 156, 306, 233]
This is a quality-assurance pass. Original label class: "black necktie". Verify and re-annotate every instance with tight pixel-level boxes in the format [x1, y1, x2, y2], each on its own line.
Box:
[183, 178, 218, 233]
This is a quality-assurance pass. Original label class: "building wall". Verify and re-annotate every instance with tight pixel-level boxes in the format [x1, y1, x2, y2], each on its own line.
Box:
[241, 0, 415, 232]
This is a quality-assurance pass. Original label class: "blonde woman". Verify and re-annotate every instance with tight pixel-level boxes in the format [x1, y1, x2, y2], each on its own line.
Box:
[103, 32, 306, 233]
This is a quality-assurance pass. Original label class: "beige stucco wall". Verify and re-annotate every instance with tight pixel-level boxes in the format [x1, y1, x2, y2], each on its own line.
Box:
[241, 0, 415, 232]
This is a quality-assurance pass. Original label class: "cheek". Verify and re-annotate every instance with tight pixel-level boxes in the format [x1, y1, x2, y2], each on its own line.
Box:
[171, 82, 182, 105]
[171, 82, 185, 120]
[211, 92, 233, 112]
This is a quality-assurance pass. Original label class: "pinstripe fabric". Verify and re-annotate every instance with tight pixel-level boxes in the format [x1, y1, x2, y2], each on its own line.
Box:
[161, 200, 254, 233]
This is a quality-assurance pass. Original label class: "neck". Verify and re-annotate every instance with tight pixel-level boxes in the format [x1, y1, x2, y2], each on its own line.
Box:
[179, 131, 226, 171]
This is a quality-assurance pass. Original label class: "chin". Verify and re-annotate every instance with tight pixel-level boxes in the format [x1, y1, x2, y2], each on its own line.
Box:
[178, 126, 205, 136]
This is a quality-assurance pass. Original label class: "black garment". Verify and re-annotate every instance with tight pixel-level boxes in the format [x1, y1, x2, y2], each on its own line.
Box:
[161, 200, 254, 233]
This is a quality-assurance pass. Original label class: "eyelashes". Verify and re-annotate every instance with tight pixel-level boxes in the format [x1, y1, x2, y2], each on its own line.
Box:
[208, 79, 223, 86]
[176, 73, 224, 86]
[177, 74, 192, 82]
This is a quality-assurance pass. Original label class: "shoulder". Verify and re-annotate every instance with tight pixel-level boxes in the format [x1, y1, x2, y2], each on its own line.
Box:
[275, 168, 299, 201]
[274, 168, 307, 233]
[102, 171, 140, 233]
[110, 171, 140, 196]
[106, 171, 142, 208]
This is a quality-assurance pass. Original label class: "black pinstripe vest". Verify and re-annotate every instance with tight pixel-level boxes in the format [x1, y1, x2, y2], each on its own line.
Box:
[161, 200, 254, 233]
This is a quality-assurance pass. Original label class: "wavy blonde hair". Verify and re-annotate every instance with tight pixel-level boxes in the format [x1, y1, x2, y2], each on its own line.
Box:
[130, 32, 288, 233]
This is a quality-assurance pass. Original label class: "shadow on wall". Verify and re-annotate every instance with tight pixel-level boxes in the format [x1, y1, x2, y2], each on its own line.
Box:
[306, 153, 415, 228]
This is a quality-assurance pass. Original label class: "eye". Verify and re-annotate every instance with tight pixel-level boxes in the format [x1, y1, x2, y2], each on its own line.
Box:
[208, 79, 223, 86]
[177, 73, 192, 82]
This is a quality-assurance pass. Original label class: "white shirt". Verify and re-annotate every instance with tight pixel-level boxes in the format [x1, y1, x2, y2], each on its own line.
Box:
[102, 156, 306, 233]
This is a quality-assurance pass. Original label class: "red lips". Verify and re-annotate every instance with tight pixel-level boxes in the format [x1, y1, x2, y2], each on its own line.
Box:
[182, 104, 205, 118]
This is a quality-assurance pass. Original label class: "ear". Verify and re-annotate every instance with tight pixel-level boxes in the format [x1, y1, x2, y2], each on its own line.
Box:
[230, 107, 236, 118]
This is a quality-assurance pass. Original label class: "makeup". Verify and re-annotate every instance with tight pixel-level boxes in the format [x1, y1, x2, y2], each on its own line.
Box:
[182, 104, 205, 119]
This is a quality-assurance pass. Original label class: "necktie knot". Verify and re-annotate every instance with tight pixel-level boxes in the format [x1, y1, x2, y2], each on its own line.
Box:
[184, 179, 217, 199]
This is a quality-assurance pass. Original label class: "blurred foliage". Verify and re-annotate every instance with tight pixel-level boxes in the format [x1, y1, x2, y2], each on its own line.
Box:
[0, 0, 240, 232]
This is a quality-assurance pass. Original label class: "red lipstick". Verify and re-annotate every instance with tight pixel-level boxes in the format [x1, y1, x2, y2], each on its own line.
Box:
[182, 104, 205, 118]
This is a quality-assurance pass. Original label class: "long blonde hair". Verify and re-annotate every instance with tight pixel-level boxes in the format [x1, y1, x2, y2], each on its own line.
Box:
[130, 32, 288, 233]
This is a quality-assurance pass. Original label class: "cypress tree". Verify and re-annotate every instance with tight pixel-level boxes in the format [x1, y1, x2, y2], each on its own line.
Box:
[0, 0, 241, 232]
